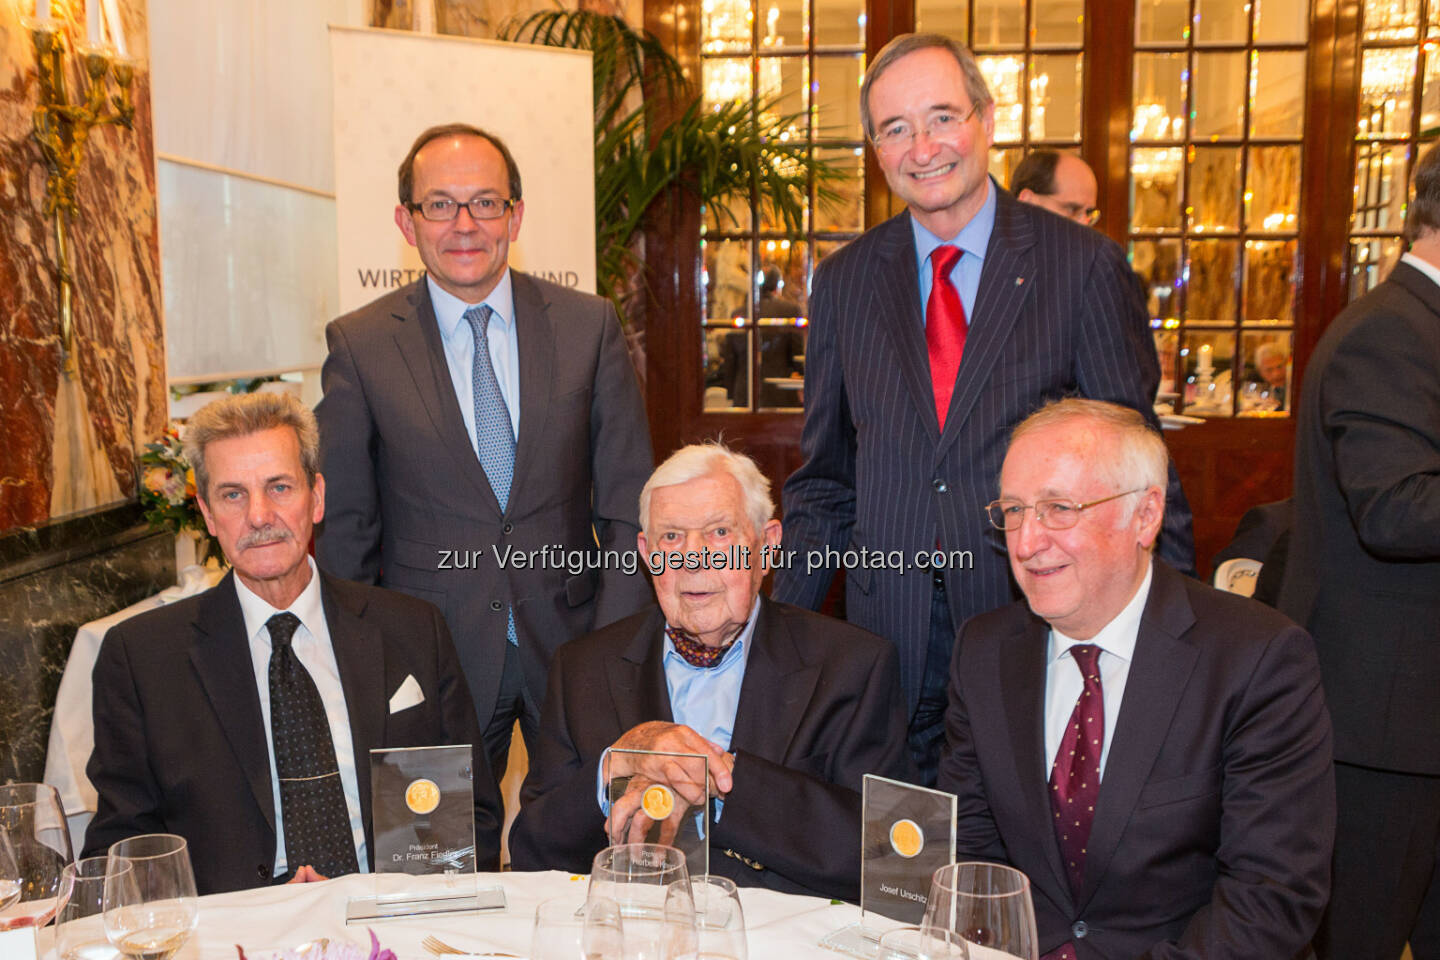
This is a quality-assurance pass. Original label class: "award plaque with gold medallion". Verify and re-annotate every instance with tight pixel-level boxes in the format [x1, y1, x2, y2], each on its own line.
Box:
[603, 748, 711, 879]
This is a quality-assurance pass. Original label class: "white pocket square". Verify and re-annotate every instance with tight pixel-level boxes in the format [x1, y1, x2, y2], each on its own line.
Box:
[388, 675, 425, 713]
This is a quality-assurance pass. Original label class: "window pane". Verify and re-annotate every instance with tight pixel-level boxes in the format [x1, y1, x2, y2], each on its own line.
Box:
[1194, 0, 1248, 45]
[1154, 330, 1180, 397]
[1243, 238, 1297, 324]
[916, 0, 968, 43]
[763, 55, 808, 133]
[758, 240, 810, 315]
[756, 325, 808, 409]
[814, 54, 863, 140]
[705, 238, 754, 322]
[1132, 53, 1188, 141]
[703, 3, 753, 53]
[1132, 148, 1185, 230]
[1254, 0, 1308, 43]
[1352, 142, 1409, 231]
[1189, 145, 1242, 233]
[1246, 145, 1301, 232]
[1192, 51, 1247, 139]
[1250, 50, 1306, 138]
[1186, 238, 1239, 325]
[1181, 330, 1235, 416]
[705, 326, 750, 410]
[814, 0, 864, 47]
[973, 0, 1025, 49]
[979, 55, 1026, 143]
[1031, 53, 1083, 141]
[814, 239, 851, 268]
[1349, 237, 1405, 299]
[1032, 0, 1084, 46]
[1423, 50, 1440, 137]
[1132, 239, 1184, 322]
[705, 194, 754, 233]
[1358, 48, 1417, 138]
[1136, 0, 1189, 45]
[1362, 0, 1421, 41]
[759, 0, 806, 51]
[991, 146, 1023, 190]
[814, 146, 865, 232]
[703, 58, 753, 107]
[1237, 331, 1292, 415]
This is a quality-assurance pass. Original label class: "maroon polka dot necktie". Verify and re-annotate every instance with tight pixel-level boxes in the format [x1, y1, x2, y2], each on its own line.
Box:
[665, 624, 735, 668]
[1049, 643, 1103, 899]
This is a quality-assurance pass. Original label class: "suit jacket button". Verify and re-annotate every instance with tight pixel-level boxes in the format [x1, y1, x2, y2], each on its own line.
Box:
[1071, 921, 1088, 939]
[932, 478, 948, 493]
[502, 523, 514, 535]
[490, 600, 503, 611]
[257, 864, 269, 880]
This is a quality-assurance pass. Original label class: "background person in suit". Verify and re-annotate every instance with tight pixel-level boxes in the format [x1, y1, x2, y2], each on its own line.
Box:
[1277, 143, 1440, 960]
[775, 32, 1195, 784]
[939, 398, 1332, 960]
[84, 393, 502, 894]
[315, 124, 653, 785]
[508, 443, 911, 900]
[1010, 150, 1100, 227]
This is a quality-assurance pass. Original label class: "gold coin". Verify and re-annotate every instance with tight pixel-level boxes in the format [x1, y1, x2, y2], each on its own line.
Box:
[405, 778, 441, 815]
[890, 819, 924, 858]
[641, 784, 675, 820]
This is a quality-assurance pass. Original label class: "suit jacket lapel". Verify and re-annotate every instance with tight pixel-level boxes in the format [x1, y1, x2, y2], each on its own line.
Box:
[871, 214, 941, 442]
[1001, 615, 1072, 904]
[937, 186, 1036, 461]
[1078, 562, 1198, 910]
[322, 573, 385, 862]
[730, 597, 819, 762]
[187, 572, 276, 832]
[392, 279, 504, 513]
[510, 272, 555, 504]
[606, 608, 675, 740]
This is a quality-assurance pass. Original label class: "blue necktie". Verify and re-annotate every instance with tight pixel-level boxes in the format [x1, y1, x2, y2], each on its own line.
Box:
[464, 304, 518, 646]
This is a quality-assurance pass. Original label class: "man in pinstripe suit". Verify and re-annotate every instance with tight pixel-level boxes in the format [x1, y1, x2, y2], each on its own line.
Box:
[775, 33, 1195, 784]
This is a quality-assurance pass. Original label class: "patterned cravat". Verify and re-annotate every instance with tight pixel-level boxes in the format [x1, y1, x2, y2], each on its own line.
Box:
[1050, 644, 1104, 899]
[665, 624, 737, 668]
[266, 612, 359, 880]
[925, 244, 968, 430]
[464, 304, 518, 646]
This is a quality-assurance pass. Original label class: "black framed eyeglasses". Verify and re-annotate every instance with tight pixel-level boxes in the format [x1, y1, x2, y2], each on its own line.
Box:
[407, 196, 516, 222]
[984, 489, 1144, 531]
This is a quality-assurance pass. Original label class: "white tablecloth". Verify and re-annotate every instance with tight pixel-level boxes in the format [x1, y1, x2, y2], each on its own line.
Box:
[42, 871, 866, 960]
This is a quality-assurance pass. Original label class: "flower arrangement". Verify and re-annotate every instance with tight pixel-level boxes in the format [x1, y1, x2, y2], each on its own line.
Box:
[138, 421, 224, 566]
[236, 930, 397, 960]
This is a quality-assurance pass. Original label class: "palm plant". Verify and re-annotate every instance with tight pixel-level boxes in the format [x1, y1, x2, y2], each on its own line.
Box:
[500, 9, 843, 327]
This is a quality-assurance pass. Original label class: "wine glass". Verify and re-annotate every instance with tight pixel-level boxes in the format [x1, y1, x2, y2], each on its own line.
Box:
[103, 835, 198, 960]
[0, 783, 75, 930]
[921, 863, 1037, 960]
[531, 895, 624, 960]
[589, 845, 693, 960]
[57, 858, 120, 960]
[877, 927, 970, 960]
[664, 876, 746, 960]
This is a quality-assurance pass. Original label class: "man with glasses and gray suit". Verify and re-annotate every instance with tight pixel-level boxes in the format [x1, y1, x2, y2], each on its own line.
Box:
[316, 124, 653, 790]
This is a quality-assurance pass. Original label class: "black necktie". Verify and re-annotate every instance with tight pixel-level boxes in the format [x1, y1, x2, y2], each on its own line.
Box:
[266, 612, 359, 879]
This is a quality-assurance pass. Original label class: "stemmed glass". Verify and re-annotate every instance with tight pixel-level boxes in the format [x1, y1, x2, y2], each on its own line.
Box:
[588, 845, 694, 960]
[531, 895, 624, 960]
[57, 858, 120, 960]
[921, 863, 1037, 960]
[663, 876, 746, 960]
[103, 834, 198, 960]
[0, 783, 75, 930]
[877, 927, 970, 960]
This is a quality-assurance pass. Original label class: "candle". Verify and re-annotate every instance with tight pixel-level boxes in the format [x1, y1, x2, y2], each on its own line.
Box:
[1198, 344, 1214, 376]
[100, 0, 126, 55]
[87, 0, 101, 42]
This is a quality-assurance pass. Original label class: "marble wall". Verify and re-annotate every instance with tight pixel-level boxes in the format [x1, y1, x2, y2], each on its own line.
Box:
[0, 0, 167, 532]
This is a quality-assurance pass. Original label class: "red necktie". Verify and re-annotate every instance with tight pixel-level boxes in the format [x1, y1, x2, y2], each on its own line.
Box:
[1050, 644, 1103, 898]
[925, 244, 967, 430]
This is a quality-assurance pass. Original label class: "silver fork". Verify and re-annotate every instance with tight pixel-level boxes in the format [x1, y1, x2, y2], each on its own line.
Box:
[421, 935, 519, 957]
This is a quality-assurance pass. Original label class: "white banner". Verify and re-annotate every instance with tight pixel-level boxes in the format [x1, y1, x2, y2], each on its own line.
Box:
[330, 26, 596, 314]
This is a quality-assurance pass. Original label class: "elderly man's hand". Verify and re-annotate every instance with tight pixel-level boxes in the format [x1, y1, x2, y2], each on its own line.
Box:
[606, 775, 692, 847]
[608, 721, 735, 804]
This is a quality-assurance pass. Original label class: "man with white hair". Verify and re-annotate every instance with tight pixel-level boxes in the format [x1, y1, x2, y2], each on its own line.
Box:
[939, 398, 1333, 960]
[509, 442, 910, 900]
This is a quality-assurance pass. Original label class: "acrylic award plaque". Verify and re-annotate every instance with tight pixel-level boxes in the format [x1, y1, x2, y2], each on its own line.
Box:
[819, 774, 957, 959]
[345, 744, 505, 923]
[603, 748, 710, 878]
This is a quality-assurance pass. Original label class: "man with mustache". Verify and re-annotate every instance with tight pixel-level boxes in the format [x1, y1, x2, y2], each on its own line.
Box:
[315, 124, 653, 790]
[85, 393, 503, 894]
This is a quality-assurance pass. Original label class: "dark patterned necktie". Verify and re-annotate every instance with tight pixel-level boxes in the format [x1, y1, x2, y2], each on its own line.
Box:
[1050, 644, 1103, 899]
[926, 244, 968, 430]
[266, 612, 359, 879]
[665, 624, 737, 668]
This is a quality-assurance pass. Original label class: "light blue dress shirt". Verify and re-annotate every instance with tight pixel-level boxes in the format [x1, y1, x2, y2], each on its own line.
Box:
[912, 177, 997, 322]
[428, 271, 521, 447]
[597, 597, 761, 819]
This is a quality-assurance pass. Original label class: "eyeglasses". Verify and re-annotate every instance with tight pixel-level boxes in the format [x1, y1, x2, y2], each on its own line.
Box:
[872, 103, 982, 155]
[407, 196, 516, 222]
[984, 489, 1144, 531]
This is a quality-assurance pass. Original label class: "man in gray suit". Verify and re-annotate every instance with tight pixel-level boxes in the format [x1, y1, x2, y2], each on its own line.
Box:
[775, 34, 1195, 784]
[316, 123, 653, 786]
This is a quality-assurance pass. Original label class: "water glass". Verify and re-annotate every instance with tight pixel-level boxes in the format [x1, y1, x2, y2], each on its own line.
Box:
[57, 857, 120, 960]
[103, 834, 198, 960]
[531, 895, 624, 960]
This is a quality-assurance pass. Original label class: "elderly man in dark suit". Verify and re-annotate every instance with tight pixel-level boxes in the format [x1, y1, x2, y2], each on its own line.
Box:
[509, 443, 911, 900]
[940, 398, 1333, 960]
[315, 124, 653, 786]
[1278, 143, 1440, 960]
[774, 33, 1195, 785]
[85, 393, 502, 894]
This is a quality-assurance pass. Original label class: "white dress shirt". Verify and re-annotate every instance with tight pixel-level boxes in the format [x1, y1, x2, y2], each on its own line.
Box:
[235, 557, 367, 876]
[1043, 564, 1154, 779]
[429, 271, 521, 448]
